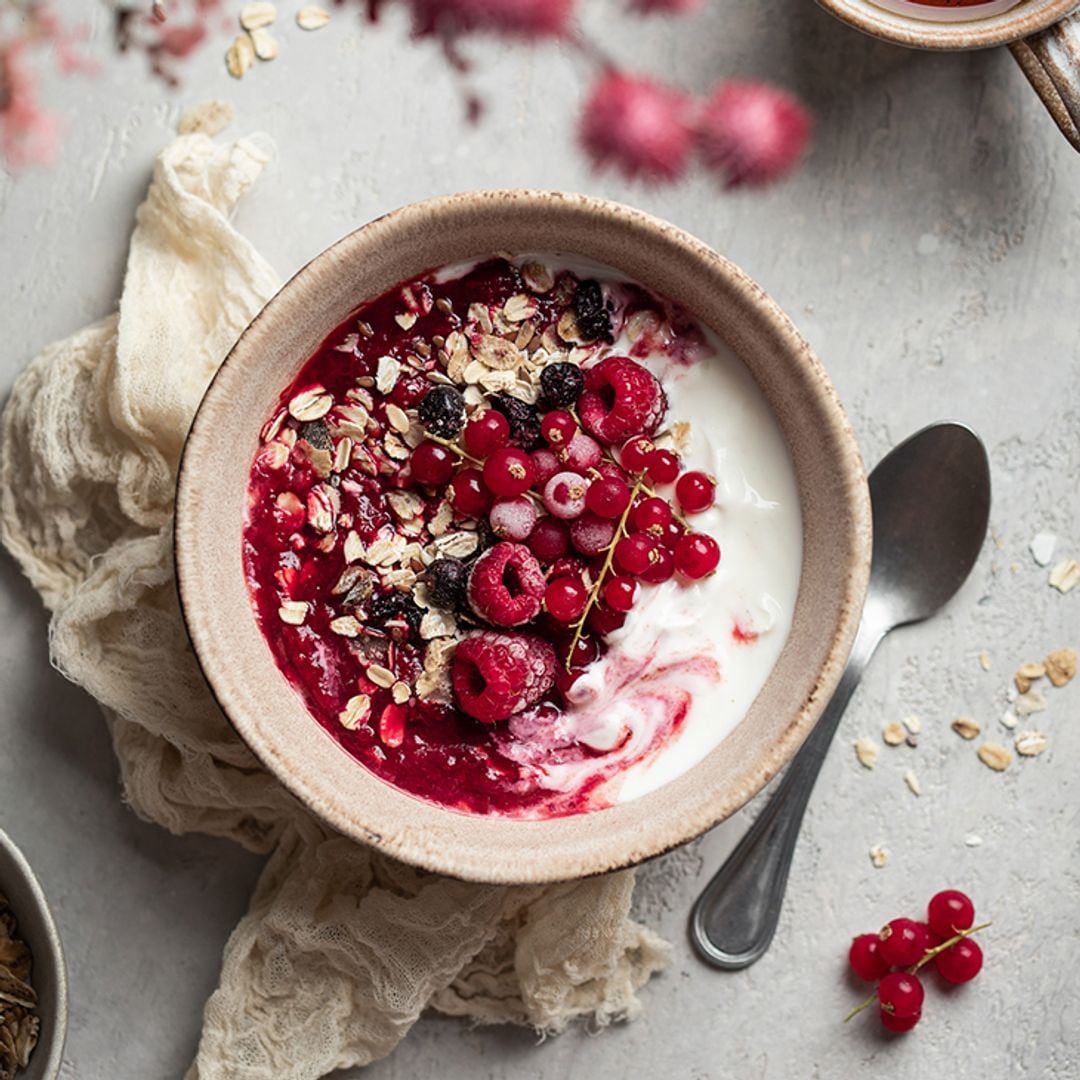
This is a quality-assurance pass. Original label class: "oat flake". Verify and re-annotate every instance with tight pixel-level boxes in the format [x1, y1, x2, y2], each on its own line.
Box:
[1049, 558, 1080, 593]
[869, 845, 888, 869]
[854, 737, 879, 769]
[977, 743, 1012, 771]
[1015, 731, 1048, 757]
[903, 770, 922, 797]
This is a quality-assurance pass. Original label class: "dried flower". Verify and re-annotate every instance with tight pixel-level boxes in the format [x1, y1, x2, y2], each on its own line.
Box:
[696, 79, 811, 189]
[579, 70, 694, 182]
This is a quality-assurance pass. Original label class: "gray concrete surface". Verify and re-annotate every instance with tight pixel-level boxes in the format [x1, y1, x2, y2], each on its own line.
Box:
[1, 1, 1078, 1077]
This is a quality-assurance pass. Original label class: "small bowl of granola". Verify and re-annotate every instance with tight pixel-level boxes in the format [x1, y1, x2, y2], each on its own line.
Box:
[177, 191, 871, 883]
[0, 827, 66, 1080]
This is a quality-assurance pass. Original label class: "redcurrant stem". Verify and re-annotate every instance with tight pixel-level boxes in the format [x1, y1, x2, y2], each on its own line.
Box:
[427, 432, 482, 467]
[843, 921, 991, 1024]
[563, 475, 646, 671]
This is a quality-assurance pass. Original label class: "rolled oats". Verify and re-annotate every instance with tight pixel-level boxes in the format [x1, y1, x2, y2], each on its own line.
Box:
[1044, 647, 1076, 687]
[1049, 558, 1080, 593]
[882, 722, 906, 746]
[289, 385, 333, 421]
[338, 694, 371, 730]
[951, 716, 981, 740]
[329, 615, 361, 637]
[375, 355, 401, 395]
[977, 743, 1012, 772]
[521, 261, 554, 293]
[367, 664, 396, 689]
[1015, 731, 1048, 757]
[249, 26, 278, 60]
[278, 600, 308, 625]
[869, 845, 888, 869]
[240, 1, 276, 29]
[854, 737, 879, 769]
[1014, 661, 1046, 694]
[903, 770, 922, 796]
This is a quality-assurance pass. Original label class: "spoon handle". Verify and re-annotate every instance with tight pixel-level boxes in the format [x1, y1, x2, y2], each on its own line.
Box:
[689, 619, 883, 970]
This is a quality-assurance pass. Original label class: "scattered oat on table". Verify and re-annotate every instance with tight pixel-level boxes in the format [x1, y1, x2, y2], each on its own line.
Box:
[226, 34, 255, 78]
[240, 1, 277, 29]
[978, 650, 992, 672]
[903, 769, 922, 797]
[869, 844, 888, 869]
[1049, 558, 1080, 593]
[1014, 689, 1047, 717]
[854, 737, 879, 769]
[964, 833, 983, 847]
[1014, 661, 1046, 694]
[249, 26, 279, 60]
[902, 715, 922, 735]
[297, 5, 331, 29]
[1044, 647, 1076, 687]
[978, 743, 1012, 772]
[1015, 731, 1048, 757]
[882, 721, 906, 746]
[1000, 709, 1018, 730]
[1029, 531, 1057, 567]
[178, 100, 235, 136]
[952, 716, 981, 740]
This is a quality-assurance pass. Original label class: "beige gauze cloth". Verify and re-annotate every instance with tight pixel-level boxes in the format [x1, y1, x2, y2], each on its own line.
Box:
[0, 130, 669, 1079]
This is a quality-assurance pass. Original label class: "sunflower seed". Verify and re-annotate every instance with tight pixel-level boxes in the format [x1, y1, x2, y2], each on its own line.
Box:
[385, 403, 411, 434]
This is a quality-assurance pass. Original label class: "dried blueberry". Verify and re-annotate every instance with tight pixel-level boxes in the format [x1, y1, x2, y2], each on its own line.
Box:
[418, 385, 466, 439]
[490, 395, 542, 450]
[427, 557, 467, 610]
[367, 590, 403, 625]
[400, 596, 425, 636]
[299, 419, 332, 449]
[572, 279, 613, 343]
[539, 362, 585, 409]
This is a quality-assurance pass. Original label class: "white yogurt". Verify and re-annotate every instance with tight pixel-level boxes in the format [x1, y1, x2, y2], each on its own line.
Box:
[509, 256, 803, 807]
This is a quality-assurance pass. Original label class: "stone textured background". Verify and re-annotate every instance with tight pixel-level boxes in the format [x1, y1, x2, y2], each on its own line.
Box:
[1, 2, 1078, 1077]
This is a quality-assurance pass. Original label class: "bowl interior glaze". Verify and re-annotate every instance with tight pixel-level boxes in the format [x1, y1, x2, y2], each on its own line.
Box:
[176, 191, 871, 884]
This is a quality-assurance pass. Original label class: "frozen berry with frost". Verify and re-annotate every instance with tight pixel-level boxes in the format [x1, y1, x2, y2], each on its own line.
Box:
[560, 431, 604, 472]
[490, 495, 540, 541]
[674, 532, 720, 579]
[417, 385, 466, 438]
[927, 890, 975, 939]
[676, 470, 716, 513]
[644, 447, 680, 484]
[467, 541, 546, 626]
[527, 516, 570, 562]
[615, 532, 659, 576]
[936, 938, 983, 984]
[848, 933, 890, 982]
[490, 395, 543, 449]
[578, 356, 666, 446]
[877, 972, 924, 1020]
[427, 557, 468, 609]
[463, 410, 511, 458]
[410, 440, 456, 486]
[484, 446, 536, 497]
[451, 467, 492, 517]
[696, 80, 811, 190]
[620, 435, 656, 473]
[878, 918, 928, 968]
[579, 71, 694, 183]
[543, 471, 590, 520]
[570, 512, 617, 556]
[530, 447, 561, 487]
[539, 361, 585, 408]
[451, 630, 557, 723]
[544, 576, 588, 622]
[604, 575, 638, 613]
[586, 475, 632, 519]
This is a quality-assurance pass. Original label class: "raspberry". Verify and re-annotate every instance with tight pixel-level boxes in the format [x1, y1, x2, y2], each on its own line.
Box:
[539, 361, 585, 408]
[427, 557, 468, 609]
[572, 279, 614, 343]
[417, 385, 465, 438]
[467, 541, 545, 626]
[452, 630, 557, 723]
[490, 395, 543, 449]
[578, 356, 666, 446]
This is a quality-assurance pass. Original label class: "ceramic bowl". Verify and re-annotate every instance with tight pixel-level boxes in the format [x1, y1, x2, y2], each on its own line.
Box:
[0, 827, 67, 1079]
[176, 190, 872, 884]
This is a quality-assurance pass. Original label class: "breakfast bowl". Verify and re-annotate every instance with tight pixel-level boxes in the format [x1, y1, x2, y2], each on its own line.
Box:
[176, 190, 871, 884]
[0, 826, 67, 1080]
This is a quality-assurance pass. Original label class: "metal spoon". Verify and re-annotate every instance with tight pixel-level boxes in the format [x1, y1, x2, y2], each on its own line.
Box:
[690, 421, 991, 970]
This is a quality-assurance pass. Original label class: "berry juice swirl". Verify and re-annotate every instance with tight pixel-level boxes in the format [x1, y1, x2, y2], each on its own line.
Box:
[243, 255, 801, 818]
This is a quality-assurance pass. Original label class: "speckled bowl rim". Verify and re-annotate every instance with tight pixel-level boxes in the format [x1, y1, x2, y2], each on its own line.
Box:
[816, 0, 1077, 49]
[176, 190, 872, 885]
[0, 827, 67, 1080]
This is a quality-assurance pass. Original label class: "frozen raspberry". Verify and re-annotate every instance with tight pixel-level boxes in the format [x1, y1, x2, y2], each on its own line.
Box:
[467, 541, 545, 626]
[417, 385, 465, 438]
[490, 395, 543, 449]
[578, 356, 666, 446]
[539, 361, 586, 408]
[452, 630, 557, 723]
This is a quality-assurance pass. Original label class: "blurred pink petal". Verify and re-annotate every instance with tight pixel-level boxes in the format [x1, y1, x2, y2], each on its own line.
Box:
[409, 0, 575, 38]
[579, 71, 693, 183]
[627, 0, 701, 13]
[0, 46, 63, 169]
[696, 80, 811, 188]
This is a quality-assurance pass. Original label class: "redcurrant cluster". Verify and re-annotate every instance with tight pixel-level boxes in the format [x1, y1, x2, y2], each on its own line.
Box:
[409, 383, 721, 673]
[846, 889, 988, 1033]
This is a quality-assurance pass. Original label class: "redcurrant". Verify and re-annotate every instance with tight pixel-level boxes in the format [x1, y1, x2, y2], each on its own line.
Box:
[530, 447, 561, 487]
[879, 1008, 920, 1033]
[586, 476, 632, 519]
[463, 410, 510, 458]
[450, 467, 491, 517]
[878, 918, 928, 968]
[631, 496, 672, 535]
[644, 448, 680, 484]
[410, 440, 455, 486]
[615, 533, 659, 576]
[674, 533, 720, 579]
[675, 470, 716, 514]
[528, 517, 570, 562]
[620, 435, 655, 473]
[936, 938, 983, 984]
[639, 545, 675, 584]
[544, 576, 588, 622]
[587, 603, 626, 637]
[543, 471, 590, 520]
[560, 431, 603, 471]
[604, 575, 638, 613]
[877, 972, 924, 1019]
[489, 496, 539, 541]
[570, 512, 617, 557]
[927, 890, 975, 939]
[483, 447, 535, 497]
[848, 933, 890, 981]
[541, 409, 577, 447]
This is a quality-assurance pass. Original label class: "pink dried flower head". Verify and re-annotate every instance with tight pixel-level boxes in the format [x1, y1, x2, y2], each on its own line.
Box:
[0, 45, 62, 169]
[579, 71, 693, 183]
[409, 0, 575, 39]
[627, 0, 701, 13]
[696, 79, 811, 189]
